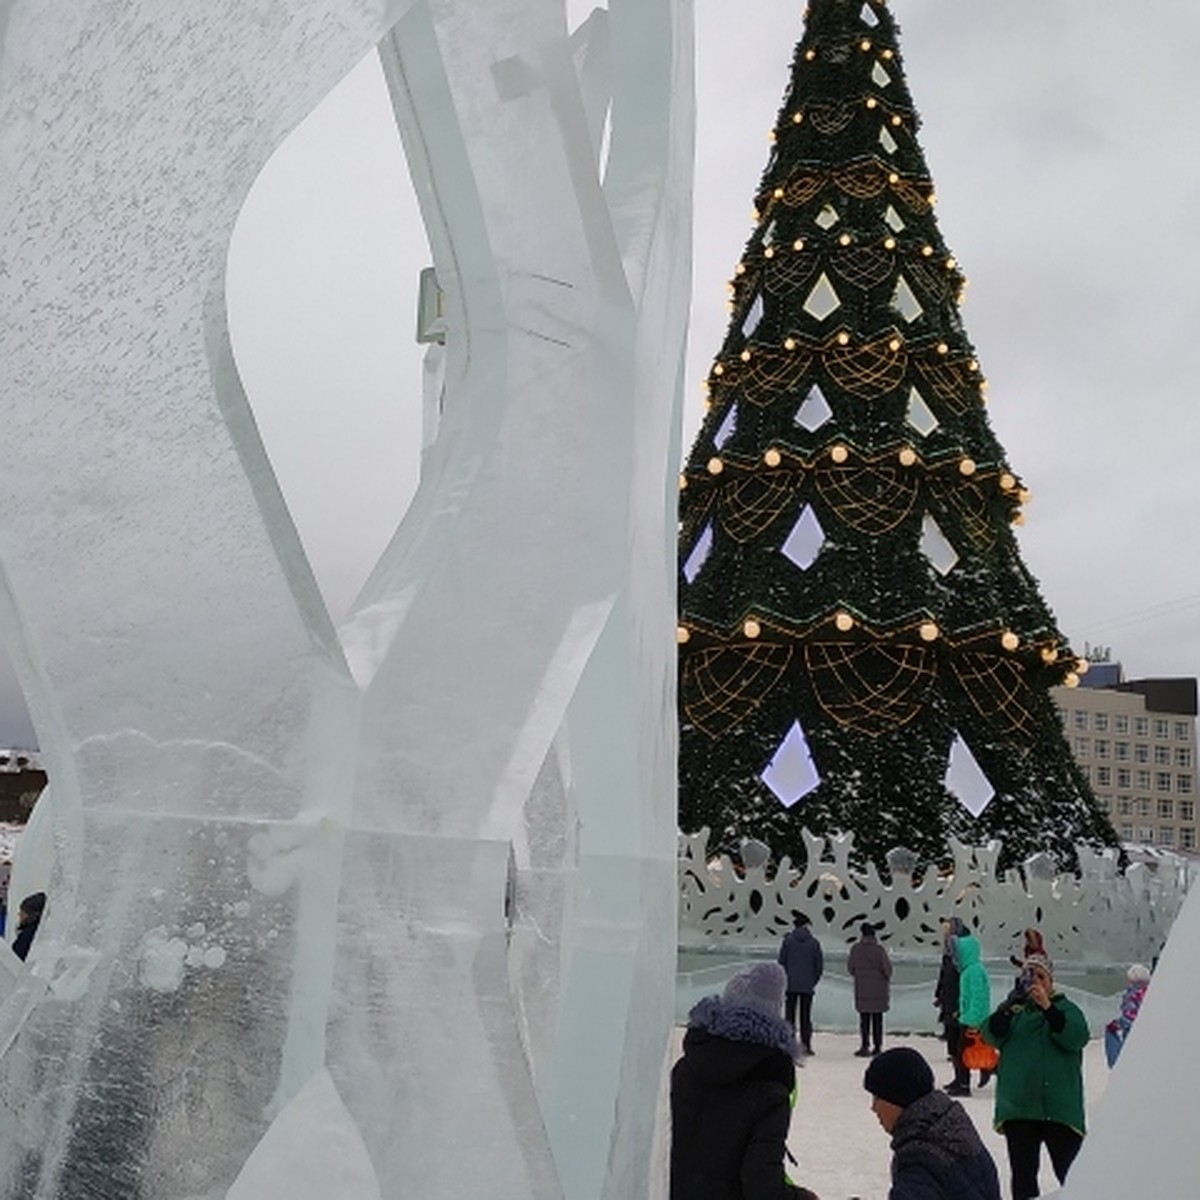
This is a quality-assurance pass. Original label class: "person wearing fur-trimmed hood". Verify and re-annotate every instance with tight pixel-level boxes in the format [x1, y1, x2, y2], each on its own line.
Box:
[671, 961, 819, 1200]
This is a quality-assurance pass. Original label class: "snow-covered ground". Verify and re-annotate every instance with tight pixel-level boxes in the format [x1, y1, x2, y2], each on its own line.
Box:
[784, 1031, 1109, 1200]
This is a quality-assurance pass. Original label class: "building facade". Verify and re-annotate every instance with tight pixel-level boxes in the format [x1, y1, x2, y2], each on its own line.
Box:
[1052, 670, 1198, 854]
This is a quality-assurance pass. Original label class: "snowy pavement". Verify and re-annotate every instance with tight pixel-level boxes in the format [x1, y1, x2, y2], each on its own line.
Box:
[781, 1031, 1110, 1200]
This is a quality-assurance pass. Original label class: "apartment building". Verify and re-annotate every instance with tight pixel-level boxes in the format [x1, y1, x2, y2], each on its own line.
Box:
[1051, 668, 1198, 854]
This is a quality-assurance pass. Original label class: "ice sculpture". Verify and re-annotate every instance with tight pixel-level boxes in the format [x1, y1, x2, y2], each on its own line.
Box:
[1053, 878, 1200, 1198]
[0, 1, 692, 1196]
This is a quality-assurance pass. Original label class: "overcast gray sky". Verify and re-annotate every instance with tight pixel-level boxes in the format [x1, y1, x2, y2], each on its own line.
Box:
[4, 1, 1197, 745]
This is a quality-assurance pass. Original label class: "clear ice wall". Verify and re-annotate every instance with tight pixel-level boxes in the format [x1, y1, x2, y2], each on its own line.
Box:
[0, 1, 692, 1196]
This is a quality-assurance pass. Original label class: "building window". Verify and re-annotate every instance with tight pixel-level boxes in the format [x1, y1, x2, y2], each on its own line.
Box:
[1180, 801, 1195, 822]
[1155, 718, 1170, 739]
[1176, 721, 1191, 741]
[1073, 711, 1089, 730]
[1095, 739, 1110, 758]
[1115, 741, 1130, 761]
[1117, 768, 1131, 788]
[1139, 826, 1155, 844]
[1135, 744, 1150, 764]
[1074, 737, 1090, 756]
[1114, 714, 1129, 734]
[1176, 748, 1192, 768]
[1096, 766, 1112, 786]
[1120, 823, 1134, 841]
[1117, 797, 1133, 817]
[1135, 717, 1149, 737]
[1158, 798, 1175, 820]
[1093, 712, 1109, 732]
[1182, 827, 1196, 851]
[1156, 771, 1172, 792]
[1155, 745, 1172, 766]
[1178, 775, 1193, 795]
[1160, 826, 1176, 847]
[1138, 797, 1152, 817]
[1136, 768, 1151, 789]
[1096, 796, 1112, 813]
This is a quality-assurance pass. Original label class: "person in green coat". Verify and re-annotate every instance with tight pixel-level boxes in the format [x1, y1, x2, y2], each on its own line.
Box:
[982, 953, 1089, 1200]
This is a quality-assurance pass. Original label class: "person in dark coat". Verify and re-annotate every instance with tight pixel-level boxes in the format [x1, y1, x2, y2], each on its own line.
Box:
[932, 917, 966, 1047]
[864, 1046, 1001, 1200]
[777, 913, 823, 1056]
[847, 922, 892, 1057]
[11, 892, 45, 962]
[671, 961, 819, 1200]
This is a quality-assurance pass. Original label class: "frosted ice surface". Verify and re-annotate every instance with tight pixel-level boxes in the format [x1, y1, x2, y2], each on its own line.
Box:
[227, 1068, 382, 1200]
[1053, 879, 1200, 1198]
[0, 0, 690, 1197]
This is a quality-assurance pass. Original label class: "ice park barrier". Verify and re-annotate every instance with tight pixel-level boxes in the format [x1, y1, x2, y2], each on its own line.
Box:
[678, 828, 1191, 1032]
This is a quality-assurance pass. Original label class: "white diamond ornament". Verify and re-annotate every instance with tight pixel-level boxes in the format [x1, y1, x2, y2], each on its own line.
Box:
[763, 721, 822, 808]
[906, 386, 940, 436]
[860, 3, 880, 27]
[684, 523, 715, 582]
[920, 514, 960, 575]
[803, 273, 842, 321]
[871, 61, 891, 87]
[742, 291, 765, 337]
[879, 126, 899, 155]
[815, 204, 840, 230]
[782, 505, 826, 571]
[891, 275, 924, 323]
[795, 384, 833, 431]
[714, 404, 738, 450]
[945, 735, 996, 816]
[884, 205, 906, 232]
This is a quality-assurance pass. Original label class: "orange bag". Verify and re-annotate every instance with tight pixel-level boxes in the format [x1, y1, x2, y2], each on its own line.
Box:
[961, 1027, 999, 1071]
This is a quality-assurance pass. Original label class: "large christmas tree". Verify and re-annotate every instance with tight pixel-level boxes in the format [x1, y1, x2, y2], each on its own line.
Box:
[678, 0, 1119, 874]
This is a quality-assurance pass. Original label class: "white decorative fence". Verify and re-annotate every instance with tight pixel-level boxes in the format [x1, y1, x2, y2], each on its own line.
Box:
[678, 828, 1190, 1031]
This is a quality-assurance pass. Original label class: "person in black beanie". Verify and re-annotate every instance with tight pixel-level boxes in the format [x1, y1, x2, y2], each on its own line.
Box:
[671, 962, 820, 1200]
[863, 1046, 1000, 1200]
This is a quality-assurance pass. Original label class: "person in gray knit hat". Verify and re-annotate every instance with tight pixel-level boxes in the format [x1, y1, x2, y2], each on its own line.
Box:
[864, 1046, 1000, 1200]
[671, 962, 819, 1199]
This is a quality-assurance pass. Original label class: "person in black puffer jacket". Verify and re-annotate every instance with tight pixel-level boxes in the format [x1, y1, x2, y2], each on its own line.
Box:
[864, 1046, 1000, 1200]
[671, 962, 819, 1200]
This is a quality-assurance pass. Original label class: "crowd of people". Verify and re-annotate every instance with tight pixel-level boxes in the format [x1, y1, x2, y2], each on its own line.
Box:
[671, 919, 1151, 1200]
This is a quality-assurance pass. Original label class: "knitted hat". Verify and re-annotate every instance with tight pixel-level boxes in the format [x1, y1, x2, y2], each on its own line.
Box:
[721, 962, 786, 1019]
[863, 1047, 934, 1109]
[1023, 952, 1053, 976]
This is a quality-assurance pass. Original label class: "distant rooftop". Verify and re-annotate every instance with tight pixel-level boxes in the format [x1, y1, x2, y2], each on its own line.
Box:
[1072, 662, 1199, 717]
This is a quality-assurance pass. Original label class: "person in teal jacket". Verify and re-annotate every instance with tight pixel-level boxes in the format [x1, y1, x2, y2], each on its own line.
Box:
[982, 953, 1089, 1200]
[945, 932, 991, 1096]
